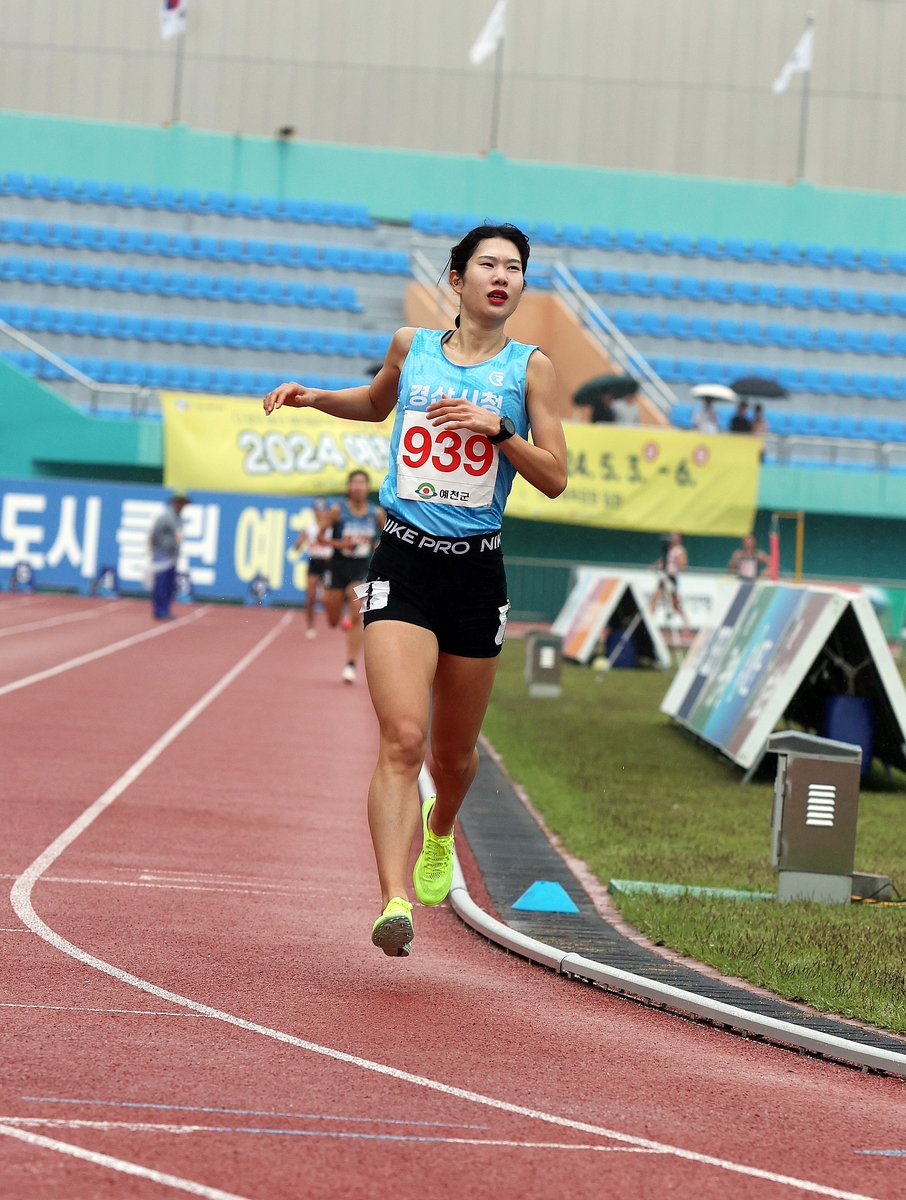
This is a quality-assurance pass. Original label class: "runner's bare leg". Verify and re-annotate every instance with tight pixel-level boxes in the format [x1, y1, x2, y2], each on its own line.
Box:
[427, 652, 498, 836]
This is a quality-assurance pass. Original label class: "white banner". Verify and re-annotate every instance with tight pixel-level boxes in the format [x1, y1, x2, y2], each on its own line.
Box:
[160, 0, 187, 40]
[469, 0, 506, 65]
[772, 24, 814, 94]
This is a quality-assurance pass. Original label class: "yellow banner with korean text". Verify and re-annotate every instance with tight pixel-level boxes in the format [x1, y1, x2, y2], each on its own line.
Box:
[506, 424, 761, 536]
[162, 392, 395, 494]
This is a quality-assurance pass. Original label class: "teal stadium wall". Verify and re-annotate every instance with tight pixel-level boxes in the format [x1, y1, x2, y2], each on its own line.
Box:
[4, 109, 906, 249]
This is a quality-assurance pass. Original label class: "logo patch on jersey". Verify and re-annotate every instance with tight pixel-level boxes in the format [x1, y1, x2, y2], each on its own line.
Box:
[488, 370, 505, 386]
[415, 482, 437, 499]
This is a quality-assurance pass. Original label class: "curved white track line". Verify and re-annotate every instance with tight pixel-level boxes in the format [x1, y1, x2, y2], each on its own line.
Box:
[9, 612, 879, 1200]
[0, 606, 207, 698]
[0, 601, 124, 639]
[0, 1123, 251, 1200]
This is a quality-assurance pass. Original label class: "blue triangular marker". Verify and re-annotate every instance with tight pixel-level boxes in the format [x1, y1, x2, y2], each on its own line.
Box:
[511, 880, 580, 914]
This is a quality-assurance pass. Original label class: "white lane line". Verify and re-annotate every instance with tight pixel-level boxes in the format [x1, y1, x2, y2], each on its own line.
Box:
[9, 612, 878, 1200]
[2, 1003, 202, 1017]
[24, 1095, 489, 1130]
[0, 602, 124, 639]
[0, 1116, 661, 1151]
[0, 1123, 251, 1200]
[19, 876, 300, 897]
[0, 607, 208, 698]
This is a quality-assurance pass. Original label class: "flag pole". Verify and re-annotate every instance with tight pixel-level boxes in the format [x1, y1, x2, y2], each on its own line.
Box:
[171, 27, 187, 124]
[795, 12, 815, 181]
[488, 32, 504, 152]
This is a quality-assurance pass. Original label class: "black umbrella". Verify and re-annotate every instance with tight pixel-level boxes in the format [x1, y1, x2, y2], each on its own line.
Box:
[730, 376, 788, 399]
[573, 374, 638, 403]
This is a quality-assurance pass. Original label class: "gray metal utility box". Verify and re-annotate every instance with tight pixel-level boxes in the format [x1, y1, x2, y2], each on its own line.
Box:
[767, 730, 862, 905]
[524, 632, 563, 699]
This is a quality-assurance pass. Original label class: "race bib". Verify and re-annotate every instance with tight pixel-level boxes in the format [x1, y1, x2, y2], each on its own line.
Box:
[395, 410, 498, 508]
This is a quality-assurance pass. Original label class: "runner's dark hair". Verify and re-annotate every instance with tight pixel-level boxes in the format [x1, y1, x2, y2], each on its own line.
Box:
[447, 223, 530, 327]
[347, 468, 370, 485]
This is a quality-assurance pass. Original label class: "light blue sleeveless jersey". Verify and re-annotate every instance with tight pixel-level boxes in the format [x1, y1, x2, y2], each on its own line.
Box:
[379, 328, 537, 537]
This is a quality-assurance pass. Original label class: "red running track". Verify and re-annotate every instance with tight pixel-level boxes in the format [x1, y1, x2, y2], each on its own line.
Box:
[1, 593, 905, 1199]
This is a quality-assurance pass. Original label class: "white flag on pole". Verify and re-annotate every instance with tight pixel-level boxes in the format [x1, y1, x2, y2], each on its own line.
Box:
[469, 0, 507, 66]
[771, 24, 814, 94]
[160, 0, 187, 40]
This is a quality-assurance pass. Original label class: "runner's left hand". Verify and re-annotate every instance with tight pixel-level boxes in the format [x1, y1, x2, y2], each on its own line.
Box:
[427, 394, 501, 437]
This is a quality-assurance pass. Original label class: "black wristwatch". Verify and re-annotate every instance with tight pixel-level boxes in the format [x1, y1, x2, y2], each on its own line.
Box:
[489, 416, 516, 444]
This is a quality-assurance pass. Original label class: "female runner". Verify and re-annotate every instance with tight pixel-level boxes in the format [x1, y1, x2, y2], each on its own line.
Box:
[264, 224, 567, 957]
[321, 470, 385, 683]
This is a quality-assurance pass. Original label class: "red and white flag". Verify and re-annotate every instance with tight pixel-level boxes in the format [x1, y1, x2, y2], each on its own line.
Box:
[160, 0, 187, 40]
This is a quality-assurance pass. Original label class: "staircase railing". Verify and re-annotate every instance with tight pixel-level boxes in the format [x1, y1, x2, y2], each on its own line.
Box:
[409, 247, 459, 326]
[551, 262, 676, 419]
[0, 318, 156, 416]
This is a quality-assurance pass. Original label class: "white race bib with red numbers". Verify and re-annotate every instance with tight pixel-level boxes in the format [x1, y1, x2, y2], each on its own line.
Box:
[395, 410, 498, 508]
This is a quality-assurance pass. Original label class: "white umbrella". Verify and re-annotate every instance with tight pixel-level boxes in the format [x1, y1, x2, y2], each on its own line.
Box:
[690, 383, 737, 402]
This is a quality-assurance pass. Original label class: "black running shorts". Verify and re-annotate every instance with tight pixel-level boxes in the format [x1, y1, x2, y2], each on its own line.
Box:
[306, 557, 330, 579]
[359, 515, 509, 659]
[323, 555, 370, 592]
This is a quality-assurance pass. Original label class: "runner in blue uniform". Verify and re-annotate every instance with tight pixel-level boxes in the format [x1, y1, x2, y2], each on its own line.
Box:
[321, 471, 385, 683]
[264, 224, 567, 957]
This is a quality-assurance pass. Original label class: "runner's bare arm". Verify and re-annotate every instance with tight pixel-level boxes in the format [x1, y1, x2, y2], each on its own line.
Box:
[426, 351, 567, 498]
[263, 328, 416, 420]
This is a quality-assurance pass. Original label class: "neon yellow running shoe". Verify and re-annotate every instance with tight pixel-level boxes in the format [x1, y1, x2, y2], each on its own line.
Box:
[412, 794, 454, 906]
[371, 897, 413, 957]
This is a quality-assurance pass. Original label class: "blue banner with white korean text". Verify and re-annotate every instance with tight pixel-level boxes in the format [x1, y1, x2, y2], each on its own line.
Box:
[0, 477, 334, 602]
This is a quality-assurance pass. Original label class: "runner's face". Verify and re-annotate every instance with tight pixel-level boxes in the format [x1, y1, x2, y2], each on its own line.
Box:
[451, 238, 525, 324]
[347, 474, 369, 503]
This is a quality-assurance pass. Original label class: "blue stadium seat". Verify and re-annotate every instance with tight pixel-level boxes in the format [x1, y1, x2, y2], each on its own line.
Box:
[783, 285, 808, 309]
[792, 325, 815, 350]
[801, 369, 826, 394]
[715, 318, 741, 344]
[861, 248, 887, 273]
[561, 223, 586, 248]
[832, 245, 857, 270]
[1, 218, 24, 244]
[411, 210, 436, 234]
[264, 279, 291, 306]
[852, 373, 875, 398]
[124, 361, 149, 386]
[48, 260, 73, 285]
[206, 191, 232, 216]
[665, 313, 690, 339]
[4, 172, 28, 196]
[836, 288, 861, 314]
[245, 239, 271, 265]
[210, 368, 231, 393]
[731, 280, 755, 305]
[588, 226, 612, 250]
[670, 403, 694, 429]
[171, 233, 196, 259]
[182, 188, 205, 214]
[742, 320, 765, 347]
[336, 286, 364, 313]
[639, 312, 664, 336]
[889, 251, 906, 274]
[869, 331, 894, 355]
[52, 177, 78, 201]
[612, 309, 637, 334]
[626, 272, 652, 297]
[599, 270, 625, 295]
[165, 365, 190, 389]
[29, 175, 53, 199]
[285, 199, 319, 223]
[156, 187, 180, 212]
[677, 276, 702, 302]
[750, 239, 775, 264]
[436, 212, 463, 237]
[100, 226, 124, 252]
[704, 278, 730, 303]
[571, 267, 597, 291]
[533, 221, 559, 246]
[881, 419, 906, 441]
[106, 181, 130, 207]
[696, 235, 722, 260]
[288, 282, 314, 307]
[691, 316, 715, 342]
[805, 243, 830, 268]
[258, 196, 286, 221]
[843, 329, 868, 354]
[875, 375, 899, 400]
[837, 415, 860, 438]
[723, 237, 749, 262]
[826, 371, 850, 396]
[775, 368, 802, 393]
[756, 282, 782, 307]
[616, 228, 641, 253]
[813, 414, 837, 437]
[863, 290, 887, 315]
[778, 241, 802, 266]
[102, 358, 127, 384]
[128, 184, 153, 209]
[25, 258, 50, 284]
[811, 287, 834, 312]
[860, 417, 883, 440]
[653, 274, 677, 299]
[643, 230, 667, 255]
[818, 328, 842, 352]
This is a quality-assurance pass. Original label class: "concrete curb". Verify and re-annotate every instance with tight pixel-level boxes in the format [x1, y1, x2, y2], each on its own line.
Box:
[418, 772, 906, 1076]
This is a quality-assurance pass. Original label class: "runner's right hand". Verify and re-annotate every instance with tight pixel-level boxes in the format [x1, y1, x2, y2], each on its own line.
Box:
[263, 382, 317, 415]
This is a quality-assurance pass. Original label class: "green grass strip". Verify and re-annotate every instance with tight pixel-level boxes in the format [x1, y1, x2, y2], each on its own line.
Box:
[484, 641, 906, 1033]
[609, 879, 774, 902]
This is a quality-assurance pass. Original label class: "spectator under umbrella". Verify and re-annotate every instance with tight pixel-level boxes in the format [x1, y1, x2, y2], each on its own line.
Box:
[729, 376, 788, 400]
[573, 374, 637, 423]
